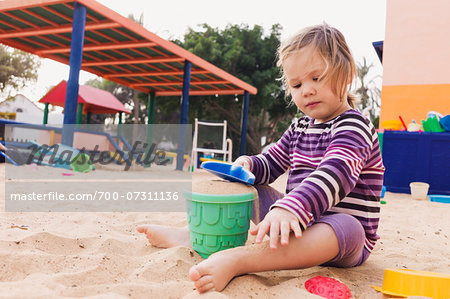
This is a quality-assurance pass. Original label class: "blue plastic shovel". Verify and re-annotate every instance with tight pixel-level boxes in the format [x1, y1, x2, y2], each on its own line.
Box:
[200, 161, 255, 185]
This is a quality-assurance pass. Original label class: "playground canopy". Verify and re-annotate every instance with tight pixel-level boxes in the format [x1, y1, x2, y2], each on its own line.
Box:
[0, 0, 258, 159]
[40, 80, 130, 115]
[0, 0, 257, 97]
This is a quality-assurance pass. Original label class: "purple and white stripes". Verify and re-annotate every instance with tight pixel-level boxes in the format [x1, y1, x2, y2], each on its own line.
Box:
[250, 110, 385, 252]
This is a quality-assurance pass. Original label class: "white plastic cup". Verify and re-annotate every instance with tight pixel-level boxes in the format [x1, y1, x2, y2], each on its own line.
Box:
[409, 182, 430, 200]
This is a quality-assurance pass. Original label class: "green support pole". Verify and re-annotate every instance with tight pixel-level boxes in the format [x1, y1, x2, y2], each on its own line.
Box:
[76, 103, 83, 125]
[147, 92, 155, 125]
[87, 111, 91, 124]
[43, 103, 49, 125]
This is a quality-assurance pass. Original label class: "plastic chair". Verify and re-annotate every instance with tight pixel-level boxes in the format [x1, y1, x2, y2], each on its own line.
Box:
[190, 118, 232, 171]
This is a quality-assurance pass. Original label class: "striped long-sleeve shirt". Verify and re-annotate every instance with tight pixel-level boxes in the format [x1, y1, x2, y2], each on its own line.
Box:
[250, 109, 385, 252]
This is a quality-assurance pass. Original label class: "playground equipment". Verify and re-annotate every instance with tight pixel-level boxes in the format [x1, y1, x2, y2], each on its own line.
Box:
[305, 276, 352, 299]
[398, 115, 408, 130]
[373, 268, 450, 299]
[382, 130, 450, 195]
[439, 115, 450, 131]
[422, 116, 445, 132]
[380, 185, 387, 204]
[382, 119, 402, 130]
[428, 195, 450, 204]
[31, 141, 94, 173]
[190, 118, 232, 171]
[409, 182, 430, 200]
[407, 121, 422, 132]
[0, 120, 136, 169]
[0, 150, 24, 166]
[184, 190, 255, 258]
[201, 161, 255, 185]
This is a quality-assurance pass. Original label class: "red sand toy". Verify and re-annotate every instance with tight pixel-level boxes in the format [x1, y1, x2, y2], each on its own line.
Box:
[305, 276, 352, 299]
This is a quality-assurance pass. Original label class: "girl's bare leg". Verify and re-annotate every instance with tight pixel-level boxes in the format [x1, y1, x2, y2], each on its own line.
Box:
[189, 223, 339, 293]
[137, 225, 191, 248]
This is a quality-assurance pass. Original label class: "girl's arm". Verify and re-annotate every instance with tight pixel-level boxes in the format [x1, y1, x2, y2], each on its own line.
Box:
[248, 122, 295, 185]
[271, 114, 383, 230]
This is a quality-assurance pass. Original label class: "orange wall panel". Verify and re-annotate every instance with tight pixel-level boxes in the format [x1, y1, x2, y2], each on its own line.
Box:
[380, 84, 450, 126]
[380, 0, 450, 127]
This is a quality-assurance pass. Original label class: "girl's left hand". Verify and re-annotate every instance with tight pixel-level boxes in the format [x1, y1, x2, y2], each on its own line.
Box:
[233, 155, 252, 171]
[250, 207, 302, 249]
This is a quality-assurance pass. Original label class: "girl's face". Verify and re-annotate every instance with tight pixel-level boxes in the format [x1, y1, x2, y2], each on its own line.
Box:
[283, 45, 350, 123]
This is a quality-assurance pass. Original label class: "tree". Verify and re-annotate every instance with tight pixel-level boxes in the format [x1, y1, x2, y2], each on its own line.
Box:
[83, 77, 148, 124]
[0, 45, 41, 97]
[169, 24, 297, 156]
[84, 23, 298, 156]
[354, 57, 381, 127]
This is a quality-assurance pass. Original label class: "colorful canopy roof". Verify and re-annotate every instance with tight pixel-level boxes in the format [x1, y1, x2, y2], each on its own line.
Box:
[0, 0, 257, 97]
[39, 80, 131, 114]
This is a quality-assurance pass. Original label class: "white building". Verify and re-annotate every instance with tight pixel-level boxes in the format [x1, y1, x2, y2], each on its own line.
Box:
[0, 94, 64, 144]
[0, 94, 63, 124]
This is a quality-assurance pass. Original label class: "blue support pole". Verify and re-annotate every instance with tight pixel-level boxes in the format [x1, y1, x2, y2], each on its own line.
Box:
[239, 91, 250, 156]
[117, 111, 123, 144]
[61, 2, 86, 146]
[145, 92, 155, 166]
[176, 60, 191, 171]
[180, 61, 191, 125]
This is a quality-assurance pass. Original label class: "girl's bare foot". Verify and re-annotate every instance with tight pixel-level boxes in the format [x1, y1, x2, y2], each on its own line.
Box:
[188, 248, 245, 293]
[189, 223, 341, 293]
[136, 224, 191, 248]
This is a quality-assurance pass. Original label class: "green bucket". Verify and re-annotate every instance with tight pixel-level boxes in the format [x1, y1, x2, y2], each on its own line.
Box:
[184, 191, 255, 258]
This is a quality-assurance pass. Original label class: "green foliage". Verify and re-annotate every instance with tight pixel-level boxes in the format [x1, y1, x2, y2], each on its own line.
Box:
[84, 77, 147, 124]
[0, 45, 40, 96]
[354, 57, 381, 125]
[167, 23, 297, 156]
[84, 23, 298, 156]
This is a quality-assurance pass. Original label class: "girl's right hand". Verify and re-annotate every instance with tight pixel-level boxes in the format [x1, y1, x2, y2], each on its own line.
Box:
[250, 207, 302, 249]
[233, 155, 252, 171]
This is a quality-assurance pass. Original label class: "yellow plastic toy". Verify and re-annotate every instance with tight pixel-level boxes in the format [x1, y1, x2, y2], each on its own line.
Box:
[382, 119, 403, 130]
[372, 268, 450, 299]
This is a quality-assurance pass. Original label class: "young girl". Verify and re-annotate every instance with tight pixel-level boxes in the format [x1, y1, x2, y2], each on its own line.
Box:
[137, 23, 384, 294]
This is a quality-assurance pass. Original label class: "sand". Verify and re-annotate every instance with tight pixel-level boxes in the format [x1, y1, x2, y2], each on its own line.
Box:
[0, 163, 449, 298]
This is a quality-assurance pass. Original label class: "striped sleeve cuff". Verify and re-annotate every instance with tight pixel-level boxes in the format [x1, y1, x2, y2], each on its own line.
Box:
[270, 199, 314, 230]
[250, 154, 270, 185]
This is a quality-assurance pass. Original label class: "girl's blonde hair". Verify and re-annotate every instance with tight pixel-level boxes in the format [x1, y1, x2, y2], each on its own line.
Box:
[277, 23, 357, 108]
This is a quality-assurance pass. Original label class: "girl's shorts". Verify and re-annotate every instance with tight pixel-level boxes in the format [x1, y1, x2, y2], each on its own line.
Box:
[252, 185, 369, 268]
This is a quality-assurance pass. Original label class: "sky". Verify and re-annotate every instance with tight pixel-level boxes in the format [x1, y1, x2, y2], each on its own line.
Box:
[19, 0, 386, 102]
